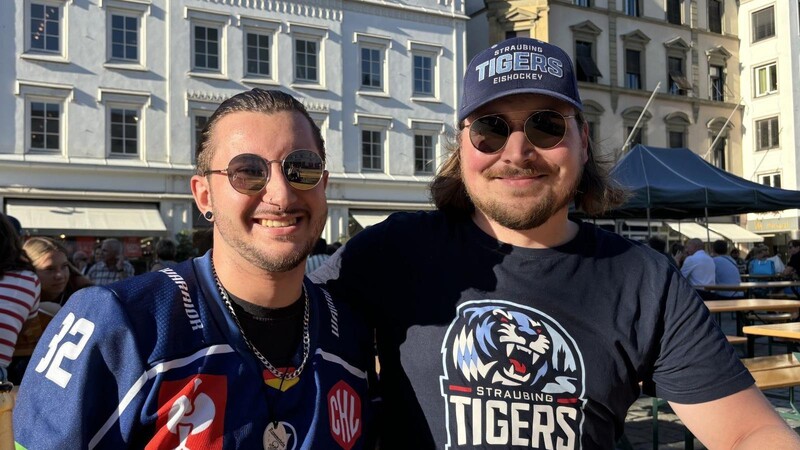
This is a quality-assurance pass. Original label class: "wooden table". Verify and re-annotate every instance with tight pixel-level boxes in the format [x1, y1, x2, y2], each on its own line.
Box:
[705, 299, 800, 351]
[744, 322, 800, 357]
[698, 281, 800, 298]
[704, 299, 800, 313]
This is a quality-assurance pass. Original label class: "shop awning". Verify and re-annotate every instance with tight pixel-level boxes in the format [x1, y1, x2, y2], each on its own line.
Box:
[665, 222, 724, 242]
[6, 199, 168, 237]
[350, 210, 391, 229]
[707, 223, 764, 243]
[624, 220, 663, 228]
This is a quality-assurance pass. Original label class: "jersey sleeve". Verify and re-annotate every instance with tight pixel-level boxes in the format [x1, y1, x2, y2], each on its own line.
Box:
[645, 269, 754, 403]
[14, 285, 147, 449]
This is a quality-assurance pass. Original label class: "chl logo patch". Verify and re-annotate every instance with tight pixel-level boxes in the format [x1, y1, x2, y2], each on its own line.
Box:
[327, 380, 362, 450]
[440, 300, 586, 449]
[148, 374, 227, 450]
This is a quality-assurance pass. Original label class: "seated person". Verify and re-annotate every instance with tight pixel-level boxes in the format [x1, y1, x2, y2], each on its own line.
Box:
[710, 240, 743, 298]
[680, 238, 717, 300]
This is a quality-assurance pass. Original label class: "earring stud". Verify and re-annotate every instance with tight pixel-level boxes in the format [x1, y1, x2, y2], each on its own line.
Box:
[204, 211, 213, 221]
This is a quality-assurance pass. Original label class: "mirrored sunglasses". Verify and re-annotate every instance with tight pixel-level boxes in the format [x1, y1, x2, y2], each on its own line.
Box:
[468, 110, 576, 154]
[205, 149, 324, 195]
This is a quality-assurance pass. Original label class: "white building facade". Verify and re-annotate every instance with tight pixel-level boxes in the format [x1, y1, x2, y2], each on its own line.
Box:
[2, 0, 467, 257]
[739, 0, 800, 240]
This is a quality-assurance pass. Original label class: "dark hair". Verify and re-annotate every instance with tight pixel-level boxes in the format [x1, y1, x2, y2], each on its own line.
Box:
[712, 239, 728, 255]
[647, 236, 667, 253]
[312, 237, 328, 255]
[196, 89, 325, 175]
[430, 113, 628, 217]
[155, 238, 178, 260]
[0, 214, 34, 278]
[790, 240, 800, 249]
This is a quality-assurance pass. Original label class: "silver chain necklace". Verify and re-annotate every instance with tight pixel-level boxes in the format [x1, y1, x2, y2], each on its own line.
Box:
[211, 261, 310, 380]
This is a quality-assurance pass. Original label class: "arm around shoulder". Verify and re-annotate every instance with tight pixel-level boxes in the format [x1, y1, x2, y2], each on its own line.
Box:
[671, 385, 800, 449]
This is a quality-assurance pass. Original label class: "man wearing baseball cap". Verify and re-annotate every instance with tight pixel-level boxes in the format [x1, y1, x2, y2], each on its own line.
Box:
[312, 37, 800, 448]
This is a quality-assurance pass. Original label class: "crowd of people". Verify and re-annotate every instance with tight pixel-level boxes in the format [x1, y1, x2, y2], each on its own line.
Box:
[656, 236, 800, 300]
[5, 37, 800, 448]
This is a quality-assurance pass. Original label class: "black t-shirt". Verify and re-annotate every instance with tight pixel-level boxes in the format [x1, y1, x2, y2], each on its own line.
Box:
[312, 211, 753, 449]
[788, 252, 800, 274]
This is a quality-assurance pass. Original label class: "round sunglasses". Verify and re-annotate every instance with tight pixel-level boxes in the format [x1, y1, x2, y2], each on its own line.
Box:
[204, 149, 325, 195]
[468, 110, 576, 154]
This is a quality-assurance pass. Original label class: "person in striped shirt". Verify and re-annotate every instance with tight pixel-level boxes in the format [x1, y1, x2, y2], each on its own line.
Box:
[0, 213, 41, 384]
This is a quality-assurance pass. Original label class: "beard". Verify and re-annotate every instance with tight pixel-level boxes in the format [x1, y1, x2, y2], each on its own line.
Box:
[214, 206, 327, 273]
[465, 165, 581, 230]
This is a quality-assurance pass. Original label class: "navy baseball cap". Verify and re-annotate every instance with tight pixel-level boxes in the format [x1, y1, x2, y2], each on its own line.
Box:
[459, 37, 583, 122]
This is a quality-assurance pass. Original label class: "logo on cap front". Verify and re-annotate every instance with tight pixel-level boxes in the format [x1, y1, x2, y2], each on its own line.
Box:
[475, 42, 564, 85]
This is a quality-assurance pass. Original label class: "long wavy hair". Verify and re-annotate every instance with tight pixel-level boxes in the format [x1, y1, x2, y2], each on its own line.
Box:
[0, 214, 34, 278]
[195, 88, 325, 176]
[430, 113, 628, 218]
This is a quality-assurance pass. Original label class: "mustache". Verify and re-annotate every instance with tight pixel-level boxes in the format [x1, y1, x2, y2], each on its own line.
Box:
[485, 165, 551, 178]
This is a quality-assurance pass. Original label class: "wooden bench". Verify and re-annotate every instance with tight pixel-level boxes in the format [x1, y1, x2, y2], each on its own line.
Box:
[726, 335, 747, 346]
[742, 353, 800, 389]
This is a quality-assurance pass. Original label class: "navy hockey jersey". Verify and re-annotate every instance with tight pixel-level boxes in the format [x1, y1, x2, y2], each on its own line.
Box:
[14, 253, 373, 449]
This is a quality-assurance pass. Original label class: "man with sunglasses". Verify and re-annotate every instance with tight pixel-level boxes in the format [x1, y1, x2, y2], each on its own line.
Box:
[14, 89, 374, 449]
[312, 38, 800, 448]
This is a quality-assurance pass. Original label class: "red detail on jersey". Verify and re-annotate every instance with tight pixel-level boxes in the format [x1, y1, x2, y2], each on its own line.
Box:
[147, 374, 227, 450]
[327, 380, 362, 450]
[448, 385, 472, 393]
[556, 397, 579, 404]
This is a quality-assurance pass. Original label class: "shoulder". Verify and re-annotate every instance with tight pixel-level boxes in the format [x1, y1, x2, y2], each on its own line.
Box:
[0, 270, 40, 298]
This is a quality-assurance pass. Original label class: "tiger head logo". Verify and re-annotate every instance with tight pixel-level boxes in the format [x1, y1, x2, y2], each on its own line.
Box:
[444, 302, 582, 394]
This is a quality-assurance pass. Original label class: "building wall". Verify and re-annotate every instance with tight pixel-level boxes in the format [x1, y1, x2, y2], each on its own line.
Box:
[3, 0, 468, 245]
[739, 0, 800, 237]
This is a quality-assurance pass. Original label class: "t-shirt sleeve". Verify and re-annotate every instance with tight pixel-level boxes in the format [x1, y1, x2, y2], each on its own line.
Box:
[644, 270, 754, 403]
[13, 286, 145, 449]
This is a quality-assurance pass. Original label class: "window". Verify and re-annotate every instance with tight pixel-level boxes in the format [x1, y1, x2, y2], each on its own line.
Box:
[756, 117, 779, 150]
[193, 25, 220, 71]
[627, 127, 643, 146]
[413, 55, 433, 96]
[581, 101, 603, 144]
[665, 112, 690, 149]
[414, 134, 435, 175]
[410, 42, 441, 99]
[711, 138, 726, 170]
[761, 173, 781, 188]
[668, 131, 685, 148]
[187, 8, 229, 76]
[624, 0, 640, 17]
[575, 0, 590, 6]
[667, 0, 681, 25]
[755, 63, 778, 97]
[752, 6, 775, 42]
[28, 2, 62, 54]
[668, 56, 691, 95]
[625, 49, 641, 89]
[242, 18, 279, 81]
[575, 41, 602, 83]
[109, 14, 139, 62]
[361, 130, 383, 171]
[505, 30, 530, 39]
[708, 0, 722, 33]
[360, 47, 382, 89]
[245, 32, 271, 77]
[29, 101, 61, 152]
[100, 89, 149, 158]
[295, 38, 319, 82]
[709, 65, 725, 101]
[622, 107, 650, 148]
[192, 113, 210, 163]
[109, 107, 139, 156]
[18, 81, 72, 154]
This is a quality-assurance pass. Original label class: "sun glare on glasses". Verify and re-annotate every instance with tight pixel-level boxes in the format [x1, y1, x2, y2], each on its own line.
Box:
[468, 110, 576, 154]
[204, 149, 325, 195]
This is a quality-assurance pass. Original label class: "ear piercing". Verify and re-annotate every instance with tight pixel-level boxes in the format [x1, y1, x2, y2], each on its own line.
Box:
[204, 211, 214, 221]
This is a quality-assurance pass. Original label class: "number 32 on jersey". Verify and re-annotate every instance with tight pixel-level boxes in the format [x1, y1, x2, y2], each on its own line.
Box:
[34, 312, 95, 388]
